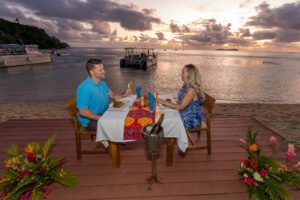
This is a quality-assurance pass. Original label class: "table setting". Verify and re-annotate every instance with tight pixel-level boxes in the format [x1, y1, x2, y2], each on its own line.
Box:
[96, 86, 188, 160]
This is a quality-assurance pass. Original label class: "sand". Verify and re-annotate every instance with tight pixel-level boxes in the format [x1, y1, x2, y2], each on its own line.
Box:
[0, 101, 299, 142]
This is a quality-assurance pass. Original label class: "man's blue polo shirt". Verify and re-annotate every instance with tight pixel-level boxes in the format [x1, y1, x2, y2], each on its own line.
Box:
[76, 77, 110, 127]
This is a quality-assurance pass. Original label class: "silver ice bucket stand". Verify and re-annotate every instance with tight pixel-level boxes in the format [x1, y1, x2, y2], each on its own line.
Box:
[142, 124, 164, 190]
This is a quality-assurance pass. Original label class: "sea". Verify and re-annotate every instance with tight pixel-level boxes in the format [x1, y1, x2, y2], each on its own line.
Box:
[1, 48, 300, 104]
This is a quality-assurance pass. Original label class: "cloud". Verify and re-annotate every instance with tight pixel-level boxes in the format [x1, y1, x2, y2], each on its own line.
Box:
[0, 0, 162, 44]
[275, 29, 300, 42]
[185, 19, 232, 44]
[7, 0, 161, 31]
[182, 25, 190, 32]
[246, 2, 300, 30]
[239, 28, 251, 37]
[239, 0, 253, 8]
[170, 22, 181, 33]
[91, 21, 111, 35]
[156, 32, 165, 40]
[139, 33, 157, 43]
[245, 2, 300, 43]
[252, 31, 276, 40]
[142, 8, 156, 15]
[170, 21, 190, 33]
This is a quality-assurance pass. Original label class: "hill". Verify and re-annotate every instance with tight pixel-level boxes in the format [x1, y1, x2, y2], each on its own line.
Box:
[0, 18, 69, 49]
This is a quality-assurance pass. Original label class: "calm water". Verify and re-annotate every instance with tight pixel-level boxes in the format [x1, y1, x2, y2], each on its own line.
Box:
[1, 48, 300, 104]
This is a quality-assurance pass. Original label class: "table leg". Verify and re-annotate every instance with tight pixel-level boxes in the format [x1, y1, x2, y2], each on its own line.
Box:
[109, 142, 120, 168]
[166, 138, 175, 167]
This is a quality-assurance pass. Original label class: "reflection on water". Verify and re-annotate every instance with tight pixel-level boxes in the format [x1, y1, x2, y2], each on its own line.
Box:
[0, 48, 300, 104]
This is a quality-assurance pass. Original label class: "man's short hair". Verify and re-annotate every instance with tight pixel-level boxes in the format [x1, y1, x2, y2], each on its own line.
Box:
[86, 58, 102, 76]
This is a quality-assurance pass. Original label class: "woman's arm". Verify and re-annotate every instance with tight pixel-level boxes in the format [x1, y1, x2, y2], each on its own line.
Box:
[158, 88, 197, 110]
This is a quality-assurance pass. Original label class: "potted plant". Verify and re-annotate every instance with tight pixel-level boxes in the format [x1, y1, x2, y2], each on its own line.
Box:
[0, 135, 78, 200]
[238, 128, 300, 200]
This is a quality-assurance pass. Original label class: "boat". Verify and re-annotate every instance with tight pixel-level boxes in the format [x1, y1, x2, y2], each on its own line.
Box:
[51, 50, 70, 57]
[120, 48, 158, 70]
[0, 44, 51, 68]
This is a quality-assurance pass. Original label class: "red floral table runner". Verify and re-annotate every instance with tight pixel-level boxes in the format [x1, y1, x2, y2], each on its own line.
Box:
[124, 99, 156, 140]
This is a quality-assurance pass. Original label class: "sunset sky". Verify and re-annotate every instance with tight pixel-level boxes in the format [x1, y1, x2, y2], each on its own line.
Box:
[1, 0, 300, 51]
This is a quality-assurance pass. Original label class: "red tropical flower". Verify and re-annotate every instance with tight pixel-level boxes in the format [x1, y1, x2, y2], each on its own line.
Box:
[241, 159, 248, 166]
[26, 152, 36, 163]
[260, 168, 268, 177]
[244, 176, 257, 186]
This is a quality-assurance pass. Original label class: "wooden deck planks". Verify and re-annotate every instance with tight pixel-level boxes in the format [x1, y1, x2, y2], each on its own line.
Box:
[0, 117, 299, 199]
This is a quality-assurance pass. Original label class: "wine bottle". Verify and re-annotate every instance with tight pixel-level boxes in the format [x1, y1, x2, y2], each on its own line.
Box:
[149, 113, 164, 135]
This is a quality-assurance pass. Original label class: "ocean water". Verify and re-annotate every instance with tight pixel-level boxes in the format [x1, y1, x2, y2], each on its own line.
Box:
[0, 48, 300, 104]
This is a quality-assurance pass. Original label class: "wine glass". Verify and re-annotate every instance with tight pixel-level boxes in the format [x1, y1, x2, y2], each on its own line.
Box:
[127, 80, 135, 94]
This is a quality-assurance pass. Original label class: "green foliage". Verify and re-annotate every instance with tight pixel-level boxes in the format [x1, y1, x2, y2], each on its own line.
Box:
[0, 135, 78, 199]
[7, 145, 19, 157]
[0, 18, 69, 49]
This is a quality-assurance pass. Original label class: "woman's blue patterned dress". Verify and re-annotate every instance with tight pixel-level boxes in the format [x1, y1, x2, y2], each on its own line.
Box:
[177, 84, 203, 129]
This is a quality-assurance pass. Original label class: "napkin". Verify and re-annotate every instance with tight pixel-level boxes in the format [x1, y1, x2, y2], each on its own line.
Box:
[135, 86, 141, 98]
[147, 91, 155, 112]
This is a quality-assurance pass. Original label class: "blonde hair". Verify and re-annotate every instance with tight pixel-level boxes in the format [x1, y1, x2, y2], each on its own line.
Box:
[184, 64, 204, 100]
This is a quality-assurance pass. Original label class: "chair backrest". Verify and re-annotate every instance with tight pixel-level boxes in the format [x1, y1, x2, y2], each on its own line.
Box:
[202, 92, 216, 114]
[65, 97, 80, 132]
[66, 97, 77, 117]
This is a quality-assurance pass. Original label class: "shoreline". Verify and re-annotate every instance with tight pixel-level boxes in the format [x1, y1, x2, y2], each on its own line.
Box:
[0, 101, 299, 142]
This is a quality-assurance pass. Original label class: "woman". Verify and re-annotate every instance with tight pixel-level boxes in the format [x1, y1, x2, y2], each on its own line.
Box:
[158, 64, 204, 129]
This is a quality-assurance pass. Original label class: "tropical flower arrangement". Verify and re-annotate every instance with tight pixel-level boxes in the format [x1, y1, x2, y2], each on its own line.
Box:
[0, 136, 78, 200]
[238, 128, 300, 200]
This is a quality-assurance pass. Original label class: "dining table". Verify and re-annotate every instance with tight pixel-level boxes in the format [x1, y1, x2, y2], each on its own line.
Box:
[96, 94, 188, 168]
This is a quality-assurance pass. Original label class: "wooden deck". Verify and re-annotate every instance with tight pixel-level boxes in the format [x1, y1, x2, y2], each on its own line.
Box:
[0, 117, 299, 200]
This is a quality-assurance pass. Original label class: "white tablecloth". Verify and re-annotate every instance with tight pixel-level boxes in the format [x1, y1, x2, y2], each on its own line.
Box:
[96, 95, 188, 152]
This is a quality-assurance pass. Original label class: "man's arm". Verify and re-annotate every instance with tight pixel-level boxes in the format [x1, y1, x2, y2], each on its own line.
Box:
[79, 108, 101, 120]
[108, 89, 132, 100]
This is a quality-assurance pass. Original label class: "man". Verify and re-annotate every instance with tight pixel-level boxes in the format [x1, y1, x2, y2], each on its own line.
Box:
[76, 58, 130, 130]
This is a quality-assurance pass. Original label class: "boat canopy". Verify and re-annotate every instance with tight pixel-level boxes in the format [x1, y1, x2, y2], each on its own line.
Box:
[0, 44, 24, 49]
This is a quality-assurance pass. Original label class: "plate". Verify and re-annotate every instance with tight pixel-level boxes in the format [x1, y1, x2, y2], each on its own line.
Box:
[110, 101, 129, 109]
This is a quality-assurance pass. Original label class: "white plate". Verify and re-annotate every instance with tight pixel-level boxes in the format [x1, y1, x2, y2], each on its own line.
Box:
[109, 101, 129, 109]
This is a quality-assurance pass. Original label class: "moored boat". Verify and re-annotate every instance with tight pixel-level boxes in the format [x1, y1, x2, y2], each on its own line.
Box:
[0, 44, 51, 67]
[120, 48, 158, 70]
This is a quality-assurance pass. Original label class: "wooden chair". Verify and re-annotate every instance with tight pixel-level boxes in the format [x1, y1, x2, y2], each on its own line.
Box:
[65, 97, 106, 160]
[187, 92, 216, 154]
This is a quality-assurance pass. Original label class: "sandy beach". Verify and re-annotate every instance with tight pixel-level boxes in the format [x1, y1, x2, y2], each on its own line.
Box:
[0, 101, 299, 142]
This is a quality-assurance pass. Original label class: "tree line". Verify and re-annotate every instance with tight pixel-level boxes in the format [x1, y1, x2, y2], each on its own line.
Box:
[0, 18, 69, 49]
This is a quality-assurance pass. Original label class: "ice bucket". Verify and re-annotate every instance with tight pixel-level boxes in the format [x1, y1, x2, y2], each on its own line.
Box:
[142, 124, 164, 153]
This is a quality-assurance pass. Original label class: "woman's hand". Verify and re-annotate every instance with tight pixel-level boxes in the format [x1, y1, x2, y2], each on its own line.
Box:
[158, 98, 166, 105]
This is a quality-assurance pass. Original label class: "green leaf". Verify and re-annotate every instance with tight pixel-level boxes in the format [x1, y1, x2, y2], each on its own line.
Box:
[30, 187, 44, 200]
[43, 135, 56, 157]
[8, 176, 35, 200]
[0, 176, 11, 190]
[3, 169, 19, 180]
[7, 145, 19, 157]
[32, 143, 41, 155]
[283, 171, 300, 188]
[254, 172, 263, 182]
[280, 139, 300, 145]
[249, 185, 268, 200]
[24, 162, 37, 171]
[54, 170, 78, 187]
[264, 177, 291, 200]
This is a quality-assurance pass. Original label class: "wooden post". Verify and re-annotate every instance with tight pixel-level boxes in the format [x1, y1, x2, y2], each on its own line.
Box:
[166, 138, 175, 167]
[109, 142, 120, 168]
